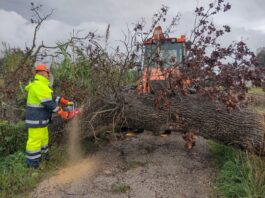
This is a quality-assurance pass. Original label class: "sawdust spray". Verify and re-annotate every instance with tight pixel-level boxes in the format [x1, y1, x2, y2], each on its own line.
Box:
[66, 115, 83, 163]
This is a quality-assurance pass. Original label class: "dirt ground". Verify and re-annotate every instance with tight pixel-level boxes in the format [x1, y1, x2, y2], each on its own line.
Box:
[30, 131, 216, 198]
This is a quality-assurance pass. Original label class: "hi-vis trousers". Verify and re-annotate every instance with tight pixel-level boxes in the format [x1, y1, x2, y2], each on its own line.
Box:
[25, 127, 49, 168]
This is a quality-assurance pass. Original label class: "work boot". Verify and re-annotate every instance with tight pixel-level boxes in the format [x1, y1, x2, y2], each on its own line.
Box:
[27, 164, 39, 169]
[26, 159, 40, 169]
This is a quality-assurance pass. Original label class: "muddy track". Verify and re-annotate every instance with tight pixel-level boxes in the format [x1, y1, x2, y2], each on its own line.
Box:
[30, 132, 216, 198]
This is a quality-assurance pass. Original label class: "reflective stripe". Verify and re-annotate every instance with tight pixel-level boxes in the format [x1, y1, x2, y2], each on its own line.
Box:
[41, 145, 48, 153]
[27, 103, 44, 108]
[26, 119, 50, 125]
[52, 106, 59, 113]
[26, 120, 40, 124]
[42, 119, 50, 124]
[26, 154, 41, 160]
[41, 98, 52, 103]
[56, 96, 60, 103]
[41, 148, 49, 153]
[26, 149, 41, 154]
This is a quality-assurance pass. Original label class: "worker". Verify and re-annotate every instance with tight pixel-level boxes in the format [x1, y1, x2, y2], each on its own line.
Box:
[25, 64, 72, 168]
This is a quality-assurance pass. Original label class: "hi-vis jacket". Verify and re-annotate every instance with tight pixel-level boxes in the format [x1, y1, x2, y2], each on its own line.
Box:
[25, 74, 60, 128]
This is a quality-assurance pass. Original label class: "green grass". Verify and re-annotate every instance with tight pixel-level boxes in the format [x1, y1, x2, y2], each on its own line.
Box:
[0, 151, 40, 198]
[112, 183, 131, 193]
[247, 86, 265, 113]
[254, 105, 265, 113]
[248, 87, 264, 95]
[209, 141, 265, 198]
[125, 70, 138, 86]
[0, 146, 66, 198]
[0, 152, 40, 198]
[126, 160, 146, 169]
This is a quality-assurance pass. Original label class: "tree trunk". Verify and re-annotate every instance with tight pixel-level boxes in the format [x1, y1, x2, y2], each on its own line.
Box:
[80, 91, 265, 155]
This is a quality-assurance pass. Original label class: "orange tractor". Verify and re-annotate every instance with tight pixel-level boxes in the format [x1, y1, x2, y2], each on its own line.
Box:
[123, 26, 188, 136]
[137, 26, 186, 94]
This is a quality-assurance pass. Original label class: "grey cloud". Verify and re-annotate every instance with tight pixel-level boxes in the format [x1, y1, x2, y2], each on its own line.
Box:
[220, 26, 265, 52]
[0, 0, 265, 53]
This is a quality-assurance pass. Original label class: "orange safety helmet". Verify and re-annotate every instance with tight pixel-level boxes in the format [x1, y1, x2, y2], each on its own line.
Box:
[35, 64, 50, 73]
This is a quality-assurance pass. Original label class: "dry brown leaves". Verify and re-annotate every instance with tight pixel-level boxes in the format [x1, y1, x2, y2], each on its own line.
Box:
[182, 130, 198, 150]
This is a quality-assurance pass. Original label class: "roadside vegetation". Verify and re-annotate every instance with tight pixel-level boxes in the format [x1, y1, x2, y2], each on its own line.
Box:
[0, 115, 68, 198]
[210, 141, 265, 197]
[0, 146, 66, 198]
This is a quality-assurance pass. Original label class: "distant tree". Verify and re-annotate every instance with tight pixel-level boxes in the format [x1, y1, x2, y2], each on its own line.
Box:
[256, 47, 265, 66]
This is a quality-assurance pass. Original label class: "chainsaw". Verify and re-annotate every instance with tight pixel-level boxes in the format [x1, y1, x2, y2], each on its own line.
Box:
[64, 102, 81, 120]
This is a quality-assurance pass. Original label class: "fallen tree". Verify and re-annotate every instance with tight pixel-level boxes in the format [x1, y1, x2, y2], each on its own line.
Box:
[3, 1, 264, 156]
[79, 91, 265, 155]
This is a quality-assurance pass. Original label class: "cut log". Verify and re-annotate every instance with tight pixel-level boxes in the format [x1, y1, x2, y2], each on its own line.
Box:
[78, 91, 265, 155]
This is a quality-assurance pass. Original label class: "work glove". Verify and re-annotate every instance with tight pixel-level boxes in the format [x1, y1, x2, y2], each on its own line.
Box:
[57, 108, 69, 120]
[60, 97, 74, 106]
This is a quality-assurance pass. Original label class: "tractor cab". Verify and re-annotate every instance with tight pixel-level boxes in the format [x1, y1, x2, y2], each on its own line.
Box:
[137, 26, 186, 93]
[144, 42, 184, 67]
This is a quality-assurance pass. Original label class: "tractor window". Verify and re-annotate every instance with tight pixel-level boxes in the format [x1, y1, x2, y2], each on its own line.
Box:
[144, 45, 157, 67]
[144, 42, 183, 67]
[160, 43, 183, 67]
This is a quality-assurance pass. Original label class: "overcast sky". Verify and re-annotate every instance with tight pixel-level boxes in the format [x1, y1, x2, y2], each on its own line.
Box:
[0, 0, 265, 56]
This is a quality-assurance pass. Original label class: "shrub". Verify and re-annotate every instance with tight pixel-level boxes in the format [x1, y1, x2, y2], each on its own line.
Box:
[0, 121, 27, 156]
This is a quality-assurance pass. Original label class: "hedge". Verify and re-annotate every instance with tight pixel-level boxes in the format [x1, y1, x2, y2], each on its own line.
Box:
[0, 121, 27, 156]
